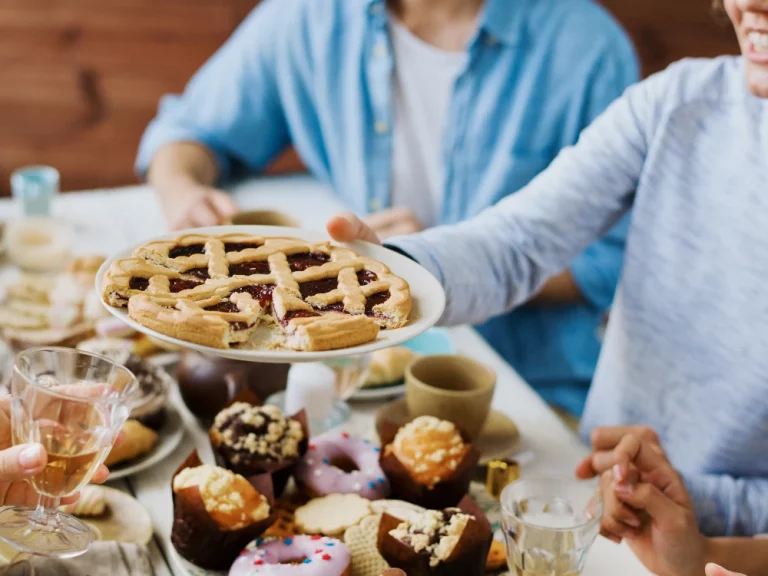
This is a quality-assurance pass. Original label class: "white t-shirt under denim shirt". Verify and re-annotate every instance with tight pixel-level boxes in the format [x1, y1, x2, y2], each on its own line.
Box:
[389, 18, 468, 228]
[388, 56, 768, 537]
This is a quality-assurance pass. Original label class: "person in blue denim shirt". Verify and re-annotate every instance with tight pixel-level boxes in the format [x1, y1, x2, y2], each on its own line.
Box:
[136, 0, 638, 416]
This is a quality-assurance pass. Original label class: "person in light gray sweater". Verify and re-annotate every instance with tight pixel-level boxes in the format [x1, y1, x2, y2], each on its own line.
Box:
[327, 0, 768, 541]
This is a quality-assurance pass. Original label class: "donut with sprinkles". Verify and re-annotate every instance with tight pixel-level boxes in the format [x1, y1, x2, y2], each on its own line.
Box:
[229, 535, 351, 575]
[294, 432, 390, 500]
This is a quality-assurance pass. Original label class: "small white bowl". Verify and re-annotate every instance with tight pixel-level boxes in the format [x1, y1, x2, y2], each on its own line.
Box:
[4, 217, 74, 272]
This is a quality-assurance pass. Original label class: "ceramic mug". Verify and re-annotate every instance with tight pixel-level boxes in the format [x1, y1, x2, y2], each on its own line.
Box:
[405, 355, 496, 440]
[226, 209, 300, 227]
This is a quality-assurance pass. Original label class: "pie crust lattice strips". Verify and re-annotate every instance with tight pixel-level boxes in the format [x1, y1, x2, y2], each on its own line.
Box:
[102, 233, 412, 351]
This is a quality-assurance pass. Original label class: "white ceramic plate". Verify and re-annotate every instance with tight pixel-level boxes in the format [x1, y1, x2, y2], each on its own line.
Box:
[352, 382, 406, 401]
[106, 406, 185, 481]
[0, 486, 153, 563]
[96, 226, 446, 364]
[146, 351, 180, 368]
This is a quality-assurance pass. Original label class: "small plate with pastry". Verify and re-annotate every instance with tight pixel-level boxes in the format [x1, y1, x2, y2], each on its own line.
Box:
[0, 255, 110, 348]
[351, 328, 454, 401]
[97, 226, 445, 363]
[106, 405, 185, 481]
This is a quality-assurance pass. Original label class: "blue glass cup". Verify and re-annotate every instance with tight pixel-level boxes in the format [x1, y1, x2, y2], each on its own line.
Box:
[11, 166, 60, 217]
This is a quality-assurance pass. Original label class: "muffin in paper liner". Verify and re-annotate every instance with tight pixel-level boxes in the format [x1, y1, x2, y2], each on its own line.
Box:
[376, 495, 492, 576]
[170, 450, 277, 571]
[208, 390, 309, 498]
[378, 418, 481, 509]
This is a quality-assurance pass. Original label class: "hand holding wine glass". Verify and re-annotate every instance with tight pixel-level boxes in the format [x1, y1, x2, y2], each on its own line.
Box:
[0, 395, 112, 508]
[0, 348, 137, 558]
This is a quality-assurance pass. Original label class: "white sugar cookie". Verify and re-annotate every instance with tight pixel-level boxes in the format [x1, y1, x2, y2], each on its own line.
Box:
[295, 493, 372, 537]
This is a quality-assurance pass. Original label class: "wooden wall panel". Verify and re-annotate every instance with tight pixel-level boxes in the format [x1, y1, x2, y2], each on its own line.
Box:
[0, 0, 262, 195]
[0, 0, 743, 196]
[599, 0, 739, 76]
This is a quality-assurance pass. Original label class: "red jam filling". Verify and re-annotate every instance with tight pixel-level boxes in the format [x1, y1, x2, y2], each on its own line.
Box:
[169, 279, 203, 293]
[224, 242, 262, 253]
[186, 267, 210, 280]
[129, 277, 149, 291]
[169, 244, 205, 258]
[357, 270, 378, 285]
[299, 278, 338, 299]
[287, 252, 331, 272]
[365, 291, 390, 315]
[233, 285, 275, 307]
[229, 261, 271, 276]
[280, 310, 320, 327]
[205, 301, 240, 313]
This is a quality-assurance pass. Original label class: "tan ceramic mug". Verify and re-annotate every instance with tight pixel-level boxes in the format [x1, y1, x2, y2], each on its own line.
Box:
[226, 209, 300, 227]
[405, 355, 496, 440]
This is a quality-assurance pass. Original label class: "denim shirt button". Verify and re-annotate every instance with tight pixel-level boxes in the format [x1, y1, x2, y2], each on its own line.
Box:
[369, 198, 381, 211]
[373, 41, 388, 58]
[369, 2, 384, 15]
[374, 121, 389, 134]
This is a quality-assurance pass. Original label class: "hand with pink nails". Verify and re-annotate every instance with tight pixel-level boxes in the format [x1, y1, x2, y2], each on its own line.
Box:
[576, 430, 708, 576]
[0, 396, 110, 507]
[706, 565, 747, 576]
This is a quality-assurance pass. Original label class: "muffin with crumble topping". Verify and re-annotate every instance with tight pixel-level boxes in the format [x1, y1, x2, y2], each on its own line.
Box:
[380, 416, 480, 509]
[209, 402, 308, 496]
[171, 450, 276, 570]
[376, 496, 492, 576]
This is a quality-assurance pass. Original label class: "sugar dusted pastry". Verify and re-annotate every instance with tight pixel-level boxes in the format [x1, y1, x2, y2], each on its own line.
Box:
[101, 232, 411, 351]
[209, 403, 308, 496]
[389, 416, 470, 488]
[173, 464, 270, 530]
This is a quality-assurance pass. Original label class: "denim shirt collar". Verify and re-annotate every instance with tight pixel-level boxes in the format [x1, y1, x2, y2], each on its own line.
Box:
[365, 0, 522, 46]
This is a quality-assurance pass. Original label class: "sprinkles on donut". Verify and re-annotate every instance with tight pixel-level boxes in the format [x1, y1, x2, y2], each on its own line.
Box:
[295, 432, 390, 500]
[229, 535, 351, 575]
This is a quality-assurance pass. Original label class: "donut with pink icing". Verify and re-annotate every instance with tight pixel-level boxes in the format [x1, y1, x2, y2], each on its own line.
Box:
[229, 535, 350, 575]
[294, 432, 390, 500]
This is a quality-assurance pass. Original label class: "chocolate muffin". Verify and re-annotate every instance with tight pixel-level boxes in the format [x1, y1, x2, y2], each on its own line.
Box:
[377, 497, 492, 576]
[209, 403, 308, 496]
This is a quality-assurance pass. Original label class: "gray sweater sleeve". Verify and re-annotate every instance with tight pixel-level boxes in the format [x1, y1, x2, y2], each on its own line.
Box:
[387, 72, 663, 326]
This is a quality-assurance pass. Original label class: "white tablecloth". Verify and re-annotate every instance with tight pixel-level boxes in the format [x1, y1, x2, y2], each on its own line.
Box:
[0, 176, 650, 575]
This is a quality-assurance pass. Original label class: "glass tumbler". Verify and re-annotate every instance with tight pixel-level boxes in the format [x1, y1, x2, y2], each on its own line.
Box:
[500, 477, 603, 576]
[11, 166, 60, 217]
[0, 348, 137, 558]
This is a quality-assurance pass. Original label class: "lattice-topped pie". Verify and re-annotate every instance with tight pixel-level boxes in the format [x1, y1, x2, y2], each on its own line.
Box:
[102, 233, 411, 351]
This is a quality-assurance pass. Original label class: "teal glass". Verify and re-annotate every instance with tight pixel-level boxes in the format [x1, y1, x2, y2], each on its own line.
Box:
[11, 166, 60, 217]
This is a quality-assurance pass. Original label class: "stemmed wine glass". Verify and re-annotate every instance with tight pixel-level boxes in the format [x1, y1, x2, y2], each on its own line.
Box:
[0, 347, 137, 558]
